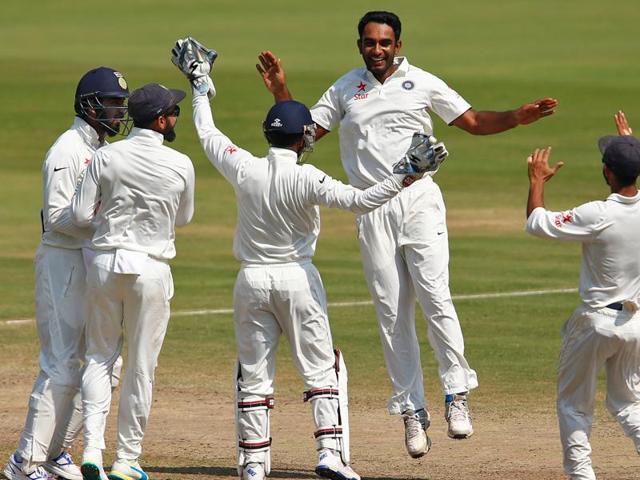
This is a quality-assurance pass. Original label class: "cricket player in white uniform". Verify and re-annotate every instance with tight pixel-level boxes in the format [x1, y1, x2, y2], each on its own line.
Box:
[171, 37, 447, 480]
[70, 83, 194, 480]
[525, 130, 640, 480]
[3, 67, 129, 480]
[258, 10, 558, 457]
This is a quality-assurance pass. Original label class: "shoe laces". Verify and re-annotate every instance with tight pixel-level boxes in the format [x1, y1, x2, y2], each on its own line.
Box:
[447, 397, 470, 422]
[52, 452, 74, 466]
[403, 412, 423, 437]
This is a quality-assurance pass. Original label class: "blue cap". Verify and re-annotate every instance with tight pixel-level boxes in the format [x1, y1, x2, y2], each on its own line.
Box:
[128, 83, 186, 124]
[263, 100, 313, 134]
[598, 135, 640, 179]
[75, 67, 129, 100]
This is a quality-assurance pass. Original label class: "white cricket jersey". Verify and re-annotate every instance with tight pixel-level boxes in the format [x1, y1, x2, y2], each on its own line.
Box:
[192, 95, 403, 264]
[41, 117, 102, 249]
[526, 192, 640, 309]
[71, 127, 195, 260]
[311, 56, 471, 189]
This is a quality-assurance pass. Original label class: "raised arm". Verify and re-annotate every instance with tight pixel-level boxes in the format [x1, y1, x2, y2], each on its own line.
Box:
[614, 110, 633, 136]
[453, 98, 558, 135]
[526, 146, 563, 217]
[257, 51, 330, 141]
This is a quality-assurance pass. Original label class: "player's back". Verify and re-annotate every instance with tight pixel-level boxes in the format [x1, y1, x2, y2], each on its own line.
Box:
[581, 193, 640, 306]
[88, 128, 194, 260]
[232, 147, 320, 265]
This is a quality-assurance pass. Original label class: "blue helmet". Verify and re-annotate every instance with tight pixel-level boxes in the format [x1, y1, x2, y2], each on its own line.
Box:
[263, 101, 316, 161]
[263, 100, 312, 135]
[74, 67, 130, 136]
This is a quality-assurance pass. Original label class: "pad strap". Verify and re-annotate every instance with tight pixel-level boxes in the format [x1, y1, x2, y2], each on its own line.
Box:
[238, 437, 272, 452]
[237, 396, 275, 412]
[314, 426, 343, 439]
[303, 388, 339, 402]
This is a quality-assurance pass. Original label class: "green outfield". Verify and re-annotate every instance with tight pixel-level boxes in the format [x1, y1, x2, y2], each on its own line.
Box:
[1, 1, 640, 478]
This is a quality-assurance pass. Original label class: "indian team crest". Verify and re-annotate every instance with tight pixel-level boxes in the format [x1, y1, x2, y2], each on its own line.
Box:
[113, 71, 128, 90]
[402, 80, 414, 90]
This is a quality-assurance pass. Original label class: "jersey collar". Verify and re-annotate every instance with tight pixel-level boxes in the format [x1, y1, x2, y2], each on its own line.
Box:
[607, 190, 640, 204]
[72, 116, 102, 149]
[128, 127, 166, 144]
[268, 146, 299, 163]
[364, 56, 409, 85]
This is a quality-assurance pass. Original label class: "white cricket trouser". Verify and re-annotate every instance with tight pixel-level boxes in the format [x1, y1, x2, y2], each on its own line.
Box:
[557, 305, 640, 480]
[234, 261, 341, 464]
[356, 176, 478, 414]
[17, 245, 86, 469]
[82, 251, 173, 462]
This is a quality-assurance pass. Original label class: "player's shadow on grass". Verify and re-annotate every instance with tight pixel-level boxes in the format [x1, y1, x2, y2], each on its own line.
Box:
[146, 465, 426, 480]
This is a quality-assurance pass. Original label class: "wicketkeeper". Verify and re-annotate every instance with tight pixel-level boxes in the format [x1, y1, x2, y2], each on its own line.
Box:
[171, 37, 447, 480]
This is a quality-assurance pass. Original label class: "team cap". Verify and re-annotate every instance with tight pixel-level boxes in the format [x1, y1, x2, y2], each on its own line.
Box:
[598, 135, 640, 179]
[128, 83, 186, 124]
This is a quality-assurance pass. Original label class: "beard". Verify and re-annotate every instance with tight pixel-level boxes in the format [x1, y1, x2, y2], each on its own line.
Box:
[162, 124, 177, 143]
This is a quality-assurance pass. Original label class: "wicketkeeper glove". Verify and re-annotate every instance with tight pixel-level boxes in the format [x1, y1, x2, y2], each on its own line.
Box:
[171, 36, 218, 98]
[392, 133, 448, 176]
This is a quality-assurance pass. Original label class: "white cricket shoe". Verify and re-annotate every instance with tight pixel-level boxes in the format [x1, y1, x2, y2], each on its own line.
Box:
[402, 409, 431, 458]
[445, 394, 473, 439]
[108, 460, 148, 480]
[241, 463, 265, 480]
[3, 454, 51, 480]
[314, 449, 360, 480]
[44, 452, 82, 480]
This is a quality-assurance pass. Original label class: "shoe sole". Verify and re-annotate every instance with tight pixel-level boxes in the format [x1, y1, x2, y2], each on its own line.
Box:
[108, 474, 134, 480]
[448, 430, 474, 440]
[80, 464, 103, 480]
[315, 465, 357, 480]
[43, 464, 82, 480]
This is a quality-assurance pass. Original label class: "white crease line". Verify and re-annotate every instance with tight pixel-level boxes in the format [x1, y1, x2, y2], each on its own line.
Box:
[171, 287, 578, 317]
[1, 287, 578, 324]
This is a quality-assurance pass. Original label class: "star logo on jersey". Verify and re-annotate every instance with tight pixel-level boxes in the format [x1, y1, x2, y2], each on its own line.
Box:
[224, 145, 238, 155]
[84, 158, 91, 165]
[354, 81, 369, 100]
[554, 212, 573, 227]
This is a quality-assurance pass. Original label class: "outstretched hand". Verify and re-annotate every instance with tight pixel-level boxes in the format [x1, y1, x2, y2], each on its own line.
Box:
[527, 147, 563, 183]
[256, 51, 291, 101]
[515, 98, 559, 125]
[614, 110, 633, 136]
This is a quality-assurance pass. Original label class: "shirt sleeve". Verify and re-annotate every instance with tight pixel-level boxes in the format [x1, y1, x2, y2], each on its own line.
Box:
[525, 202, 609, 241]
[176, 156, 195, 227]
[303, 165, 402, 214]
[192, 94, 252, 185]
[424, 73, 472, 125]
[71, 150, 103, 227]
[310, 82, 344, 131]
[42, 145, 93, 239]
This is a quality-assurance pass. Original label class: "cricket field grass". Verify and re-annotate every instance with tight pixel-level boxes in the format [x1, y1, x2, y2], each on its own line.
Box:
[1, 1, 640, 478]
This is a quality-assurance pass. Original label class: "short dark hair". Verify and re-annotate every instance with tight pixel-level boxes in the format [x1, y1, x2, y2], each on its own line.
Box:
[133, 117, 154, 129]
[607, 167, 637, 188]
[265, 131, 303, 148]
[358, 11, 401, 42]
